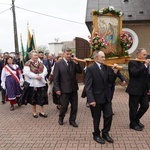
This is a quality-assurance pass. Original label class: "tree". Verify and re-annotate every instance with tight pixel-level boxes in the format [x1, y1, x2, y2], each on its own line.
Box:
[37, 45, 48, 52]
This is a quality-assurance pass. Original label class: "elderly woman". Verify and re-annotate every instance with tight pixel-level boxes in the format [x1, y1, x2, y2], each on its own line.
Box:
[23, 50, 48, 118]
[1, 56, 24, 111]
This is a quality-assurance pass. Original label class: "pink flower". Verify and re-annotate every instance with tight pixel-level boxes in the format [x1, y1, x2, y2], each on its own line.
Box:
[89, 40, 92, 44]
[89, 31, 107, 51]
[120, 31, 133, 50]
[88, 35, 91, 39]
[95, 31, 98, 35]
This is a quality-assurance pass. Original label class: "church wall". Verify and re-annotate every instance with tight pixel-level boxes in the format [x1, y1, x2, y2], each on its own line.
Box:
[123, 23, 150, 57]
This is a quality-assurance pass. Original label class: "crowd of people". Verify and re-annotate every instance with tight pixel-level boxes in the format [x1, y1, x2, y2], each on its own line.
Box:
[0, 47, 150, 144]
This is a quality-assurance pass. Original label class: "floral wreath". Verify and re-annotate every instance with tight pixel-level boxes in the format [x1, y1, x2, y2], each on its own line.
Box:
[88, 32, 107, 51]
[93, 6, 123, 17]
[120, 32, 133, 51]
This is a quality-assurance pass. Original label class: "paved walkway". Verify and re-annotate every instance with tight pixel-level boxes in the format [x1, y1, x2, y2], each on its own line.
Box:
[0, 84, 150, 150]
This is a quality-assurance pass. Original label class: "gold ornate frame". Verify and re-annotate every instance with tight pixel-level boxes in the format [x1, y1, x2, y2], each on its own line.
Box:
[91, 10, 122, 55]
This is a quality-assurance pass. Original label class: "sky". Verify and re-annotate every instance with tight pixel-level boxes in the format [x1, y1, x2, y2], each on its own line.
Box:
[0, 0, 90, 53]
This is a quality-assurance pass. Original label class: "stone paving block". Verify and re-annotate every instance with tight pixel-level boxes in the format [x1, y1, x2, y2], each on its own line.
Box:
[0, 84, 150, 150]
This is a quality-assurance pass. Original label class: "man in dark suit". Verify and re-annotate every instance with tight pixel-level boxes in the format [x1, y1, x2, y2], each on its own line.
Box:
[0, 52, 9, 104]
[146, 54, 150, 101]
[109, 70, 126, 101]
[38, 51, 50, 78]
[47, 53, 55, 79]
[13, 52, 23, 71]
[108, 70, 126, 115]
[53, 47, 82, 127]
[84, 50, 118, 144]
[126, 48, 149, 131]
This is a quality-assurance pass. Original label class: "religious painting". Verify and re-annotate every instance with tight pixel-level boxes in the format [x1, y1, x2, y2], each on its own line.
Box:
[98, 16, 119, 54]
[92, 10, 122, 55]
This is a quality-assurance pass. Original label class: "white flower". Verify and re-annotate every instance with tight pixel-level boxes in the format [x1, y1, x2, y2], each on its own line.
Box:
[99, 10, 103, 14]
[119, 11, 123, 16]
[108, 6, 115, 11]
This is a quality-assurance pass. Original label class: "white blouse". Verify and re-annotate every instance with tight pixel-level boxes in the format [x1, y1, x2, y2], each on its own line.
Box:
[1, 64, 24, 89]
[23, 65, 48, 87]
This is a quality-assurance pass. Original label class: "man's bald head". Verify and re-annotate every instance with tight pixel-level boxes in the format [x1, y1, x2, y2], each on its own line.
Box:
[136, 48, 147, 60]
[98, 51, 105, 57]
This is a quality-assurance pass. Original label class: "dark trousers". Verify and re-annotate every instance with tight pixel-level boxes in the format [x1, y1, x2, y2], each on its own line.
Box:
[90, 102, 113, 137]
[52, 87, 61, 105]
[129, 94, 149, 126]
[1, 88, 6, 102]
[59, 92, 78, 122]
[108, 83, 115, 101]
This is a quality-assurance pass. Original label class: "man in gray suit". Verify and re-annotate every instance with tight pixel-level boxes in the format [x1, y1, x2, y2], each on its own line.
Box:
[84, 51, 118, 144]
[53, 47, 82, 127]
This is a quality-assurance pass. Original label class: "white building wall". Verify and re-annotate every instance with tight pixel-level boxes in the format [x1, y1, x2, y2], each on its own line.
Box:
[49, 43, 63, 56]
[49, 44, 55, 54]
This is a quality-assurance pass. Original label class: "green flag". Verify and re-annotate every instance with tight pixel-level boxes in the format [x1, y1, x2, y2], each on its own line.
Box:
[20, 34, 25, 65]
[25, 24, 36, 62]
[25, 25, 31, 62]
[25, 35, 35, 62]
[28, 35, 35, 52]
[33, 30, 37, 51]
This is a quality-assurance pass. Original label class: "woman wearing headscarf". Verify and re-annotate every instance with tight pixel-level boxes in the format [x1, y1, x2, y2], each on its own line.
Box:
[23, 50, 48, 118]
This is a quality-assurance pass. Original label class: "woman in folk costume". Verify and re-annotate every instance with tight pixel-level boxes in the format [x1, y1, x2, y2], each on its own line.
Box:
[1, 56, 24, 111]
[23, 50, 48, 118]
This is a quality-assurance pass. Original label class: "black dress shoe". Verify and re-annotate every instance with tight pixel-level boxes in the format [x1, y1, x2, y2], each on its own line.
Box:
[93, 136, 105, 144]
[39, 113, 47, 118]
[58, 119, 64, 125]
[130, 125, 143, 131]
[102, 135, 114, 143]
[137, 121, 144, 128]
[2, 101, 5, 104]
[70, 121, 78, 127]
[33, 114, 38, 118]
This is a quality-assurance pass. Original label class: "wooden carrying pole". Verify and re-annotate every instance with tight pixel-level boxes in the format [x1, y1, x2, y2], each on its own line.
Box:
[73, 58, 123, 69]
[125, 57, 146, 63]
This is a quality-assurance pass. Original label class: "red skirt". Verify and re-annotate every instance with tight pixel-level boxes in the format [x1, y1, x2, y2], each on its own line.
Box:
[6, 94, 17, 105]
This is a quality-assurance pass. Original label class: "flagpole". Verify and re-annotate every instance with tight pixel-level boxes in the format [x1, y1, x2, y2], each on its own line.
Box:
[20, 34, 25, 66]
[32, 30, 37, 51]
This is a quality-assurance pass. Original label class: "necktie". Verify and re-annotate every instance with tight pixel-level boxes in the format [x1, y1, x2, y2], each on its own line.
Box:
[67, 61, 71, 73]
[100, 64, 104, 75]
[99, 64, 103, 70]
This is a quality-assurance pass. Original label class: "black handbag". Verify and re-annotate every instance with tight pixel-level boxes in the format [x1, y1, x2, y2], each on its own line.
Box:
[23, 81, 30, 88]
[17, 81, 30, 106]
